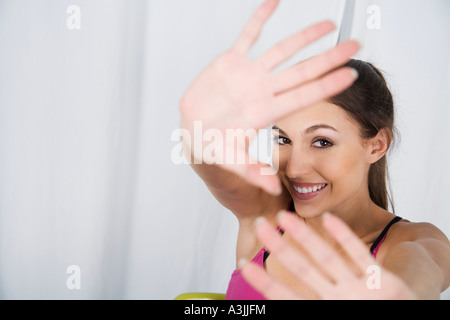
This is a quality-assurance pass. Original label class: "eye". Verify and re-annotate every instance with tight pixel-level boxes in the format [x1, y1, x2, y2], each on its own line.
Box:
[312, 138, 334, 149]
[273, 136, 291, 146]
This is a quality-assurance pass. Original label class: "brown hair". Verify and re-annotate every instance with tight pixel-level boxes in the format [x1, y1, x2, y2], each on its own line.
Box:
[328, 59, 397, 211]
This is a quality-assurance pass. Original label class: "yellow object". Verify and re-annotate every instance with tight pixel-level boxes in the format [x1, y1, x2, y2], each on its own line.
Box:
[174, 292, 226, 300]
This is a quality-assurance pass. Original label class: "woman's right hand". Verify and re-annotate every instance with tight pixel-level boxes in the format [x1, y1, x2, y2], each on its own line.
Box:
[179, 0, 360, 195]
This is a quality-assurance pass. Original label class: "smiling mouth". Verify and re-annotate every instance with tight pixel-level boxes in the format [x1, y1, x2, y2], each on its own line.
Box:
[293, 183, 327, 194]
[291, 183, 328, 200]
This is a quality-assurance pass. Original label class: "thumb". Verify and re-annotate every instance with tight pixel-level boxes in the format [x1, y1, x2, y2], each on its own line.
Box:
[224, 157, 282, 195]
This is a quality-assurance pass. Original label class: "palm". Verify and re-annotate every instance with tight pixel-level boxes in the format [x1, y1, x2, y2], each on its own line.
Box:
[182, 52, 274, 131]
[242, 213, 417, 300]
[180, 0, 360, 194]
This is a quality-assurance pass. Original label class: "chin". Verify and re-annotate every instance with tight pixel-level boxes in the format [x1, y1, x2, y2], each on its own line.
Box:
[289, 201, 327, 219]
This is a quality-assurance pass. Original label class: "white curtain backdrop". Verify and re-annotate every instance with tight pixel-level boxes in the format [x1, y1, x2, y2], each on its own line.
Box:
[0, 0, 448, 299]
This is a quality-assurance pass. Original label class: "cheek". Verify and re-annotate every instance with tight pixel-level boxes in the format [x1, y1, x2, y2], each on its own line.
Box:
[321, 148, 368, 192]
[273, 145, 368, 195]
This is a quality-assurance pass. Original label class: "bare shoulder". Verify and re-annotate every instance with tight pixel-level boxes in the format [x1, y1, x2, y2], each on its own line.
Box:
[390, 220, 450, 243]
[378, 218, 450, 264]
[378, 219, 450, 291]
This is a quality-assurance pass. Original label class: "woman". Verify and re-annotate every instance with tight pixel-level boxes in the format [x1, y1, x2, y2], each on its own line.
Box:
[179, 0, 450, 299]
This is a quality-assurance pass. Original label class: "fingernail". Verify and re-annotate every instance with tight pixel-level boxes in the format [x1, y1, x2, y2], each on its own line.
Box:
[277, 210, 286, 221]
[350, 68, 359, 80]
[274, 185, 283, 196]
[267, 183, 282, 196]
[268, 187, 282, 196]
[238, 258, 248, 269]
[353, 40, 362, 51]
[254, 216, 267, 227]
[322, 212, 331, 220]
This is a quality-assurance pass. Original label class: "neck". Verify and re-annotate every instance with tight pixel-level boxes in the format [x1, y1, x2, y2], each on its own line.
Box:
[303, 194, 390, 243]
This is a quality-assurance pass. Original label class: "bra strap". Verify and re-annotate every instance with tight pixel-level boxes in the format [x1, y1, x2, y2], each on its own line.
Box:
[370, 216, 403, 255]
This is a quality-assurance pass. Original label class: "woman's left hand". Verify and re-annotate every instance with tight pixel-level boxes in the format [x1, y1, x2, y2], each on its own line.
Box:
[241, 212, 417, 300]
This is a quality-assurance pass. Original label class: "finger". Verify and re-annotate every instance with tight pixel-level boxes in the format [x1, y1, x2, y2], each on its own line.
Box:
[201, 136, 282, 195]
[277, 212, 356, 282]
[215, 147, 282, 195]
[232, 0, 280, 54]
[271, 40, 360, 93]
[254, 217, 335, 296]
[322, 213, 376, 272]
[269, 67, 358, 122]
[222, 161, 282, 196]
[241, 261, 302, 300]
[256, 20, 336, 71]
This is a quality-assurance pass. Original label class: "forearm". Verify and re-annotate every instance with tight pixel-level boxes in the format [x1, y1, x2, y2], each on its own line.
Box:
[382, 241, 444, 300]
[179, 117, 276, 216]
[179, 117, 248, 192]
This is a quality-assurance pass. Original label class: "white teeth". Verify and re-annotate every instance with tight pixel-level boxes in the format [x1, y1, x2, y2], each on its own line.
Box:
[294, 184, 326, 194]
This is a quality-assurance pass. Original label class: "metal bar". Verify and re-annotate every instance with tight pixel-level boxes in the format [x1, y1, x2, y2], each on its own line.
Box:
[337, 0, 356, 44]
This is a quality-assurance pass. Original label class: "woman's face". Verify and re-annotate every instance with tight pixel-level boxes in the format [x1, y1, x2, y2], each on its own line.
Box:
[273, 101, 377, 218]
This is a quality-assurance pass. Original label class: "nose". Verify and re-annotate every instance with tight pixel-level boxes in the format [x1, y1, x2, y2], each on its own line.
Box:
[285, 149, 314, 180]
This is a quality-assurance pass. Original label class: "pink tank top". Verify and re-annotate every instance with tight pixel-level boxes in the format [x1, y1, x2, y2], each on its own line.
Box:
[225, 214, 402, 300]
[225, 248, 267, 300]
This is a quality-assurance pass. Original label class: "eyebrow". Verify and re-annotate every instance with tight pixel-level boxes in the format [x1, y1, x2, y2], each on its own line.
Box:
[303, 124, 338, 134]
[272, 124, 338, 136]
[272, 125, 286, 135]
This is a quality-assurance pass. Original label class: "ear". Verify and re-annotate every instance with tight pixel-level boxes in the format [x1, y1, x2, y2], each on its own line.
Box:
[366, 128, 392, 164]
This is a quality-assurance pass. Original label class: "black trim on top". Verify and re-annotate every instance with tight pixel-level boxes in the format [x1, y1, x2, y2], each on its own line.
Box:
[369, 216, 403, 255]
